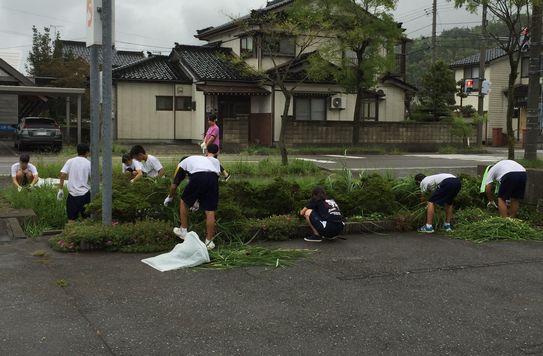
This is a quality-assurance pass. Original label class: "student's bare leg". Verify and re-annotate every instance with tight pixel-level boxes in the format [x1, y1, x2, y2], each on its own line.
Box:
[510, 199, 520, 218]
[497, 198, 508, 217]
[426, 202, 435, 225]
[180, 200, 189, 229]
[303, 209, 320, 236]
[25, 172, 34, 184]
[444, 204, 453, 224]
[205, 210, 215, 241]
[15, 171, 24, 186]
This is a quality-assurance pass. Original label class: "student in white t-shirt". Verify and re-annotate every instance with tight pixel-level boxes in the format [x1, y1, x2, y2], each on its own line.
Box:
[57, 144, 91, 222]
[415, 173, 462, 233]
[129, 145, 164, 178]
[483, 160, 527, 218]
[121, 153, 143, 182]
[11, 154, 39, 191]
[163, 144, 221, 250]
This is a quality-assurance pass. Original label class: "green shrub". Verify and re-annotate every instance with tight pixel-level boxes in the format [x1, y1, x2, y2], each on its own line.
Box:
[49, 219, 177, 252]
[258, 215, 299, 241]
[454, 175, 486, 209]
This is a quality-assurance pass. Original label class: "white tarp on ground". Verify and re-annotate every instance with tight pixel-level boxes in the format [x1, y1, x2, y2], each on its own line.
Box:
[141, 231, 210, 272]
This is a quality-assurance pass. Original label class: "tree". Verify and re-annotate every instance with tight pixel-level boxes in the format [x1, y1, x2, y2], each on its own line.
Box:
[239, 3, 333, 164]
[416, 60, 457, 121]
[454, 0, 532, 159]
[26, 26, 54, 76]
[305, 0, 402, 143]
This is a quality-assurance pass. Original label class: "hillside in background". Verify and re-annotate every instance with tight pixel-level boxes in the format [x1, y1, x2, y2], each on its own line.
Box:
[406, 20, 512, 88]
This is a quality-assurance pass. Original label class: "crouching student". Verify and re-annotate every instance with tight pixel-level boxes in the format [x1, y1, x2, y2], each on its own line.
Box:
[121, 153, 143, 183]
[57, 144, 91, 222]
[163, 144, 221, 250]
[11, 154, 39, 191]
[129, 145, 164, 178]
[415, 173, 462, 233]
[300, 187, 344, 242]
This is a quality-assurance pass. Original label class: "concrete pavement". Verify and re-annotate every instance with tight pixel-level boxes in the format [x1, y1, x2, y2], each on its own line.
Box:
[1, 233, 542, 355]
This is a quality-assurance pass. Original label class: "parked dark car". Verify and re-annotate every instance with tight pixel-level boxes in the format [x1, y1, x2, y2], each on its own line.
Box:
[15, 117, 63, 151]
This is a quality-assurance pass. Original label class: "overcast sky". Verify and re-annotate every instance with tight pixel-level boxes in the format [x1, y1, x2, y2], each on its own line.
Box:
[0, 0, 480, 71]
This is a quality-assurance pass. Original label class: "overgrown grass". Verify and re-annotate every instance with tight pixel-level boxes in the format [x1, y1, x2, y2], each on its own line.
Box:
[517, 159, 543, 169]
[2, 185, 67, 236]
[452, 217, 543, 243]
[438, 146, 489, 154]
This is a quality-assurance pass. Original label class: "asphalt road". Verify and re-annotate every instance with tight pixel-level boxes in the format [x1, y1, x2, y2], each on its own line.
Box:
[1, 138, 541, 178]
[1, 233, 542, 355]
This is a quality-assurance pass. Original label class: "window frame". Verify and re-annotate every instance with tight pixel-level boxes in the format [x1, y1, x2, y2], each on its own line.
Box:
[156, 96, 173, 111]
[262, 35, 296, 57]
[240, 36, 255, 57]
[175, 96, 193, 111]
[521, 56, 530, 78]
[293, 96, 327, 121]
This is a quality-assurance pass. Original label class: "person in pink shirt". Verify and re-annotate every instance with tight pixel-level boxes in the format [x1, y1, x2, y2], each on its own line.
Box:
[202, 114, 230, 181]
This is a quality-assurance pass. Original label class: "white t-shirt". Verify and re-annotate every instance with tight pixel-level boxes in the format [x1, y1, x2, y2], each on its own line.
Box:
[179, 156, 220, 175]
[484, 160, 526, 185]
[420, 173, 456, 193]
[141, 154, 163, 177]
[11, 162, 38, 177]
[122, 159, 143, 173]
[61, 156, 91, 196]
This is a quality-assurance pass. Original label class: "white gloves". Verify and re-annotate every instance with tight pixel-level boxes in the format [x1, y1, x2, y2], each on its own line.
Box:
[200, 142, 206, 153]
[57, 190, 64, 201]
[487, 201, 498, 209]
[189, 200, 200, 212]
[17, 186, 22, 192]
[164, 196, 173, 206]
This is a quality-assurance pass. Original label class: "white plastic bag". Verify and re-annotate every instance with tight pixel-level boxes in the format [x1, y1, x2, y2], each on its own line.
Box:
[141, 231, 210, 272]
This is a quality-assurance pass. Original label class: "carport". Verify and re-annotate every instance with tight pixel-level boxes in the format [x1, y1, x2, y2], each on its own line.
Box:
[0, 85, 86, 144]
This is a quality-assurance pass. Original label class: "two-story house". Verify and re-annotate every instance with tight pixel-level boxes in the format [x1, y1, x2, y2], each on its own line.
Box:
[450, 48, 533, 145]
[108, 0, 416, 147]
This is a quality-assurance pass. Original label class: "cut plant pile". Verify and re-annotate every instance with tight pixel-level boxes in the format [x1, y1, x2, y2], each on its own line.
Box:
[201, 244, 314, 270]
[452, 217, 543, 243]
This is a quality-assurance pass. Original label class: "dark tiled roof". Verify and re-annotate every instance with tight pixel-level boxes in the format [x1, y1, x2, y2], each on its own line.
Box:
[195, 0, 293, 39]
[61, 40, 145, 68]
[175, 45, 261, 82]
[449, 48, 507, 68]
[112, 55, 191, 83]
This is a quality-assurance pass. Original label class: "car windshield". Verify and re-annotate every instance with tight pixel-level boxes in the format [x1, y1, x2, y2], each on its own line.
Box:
[24, 119, 57, 128]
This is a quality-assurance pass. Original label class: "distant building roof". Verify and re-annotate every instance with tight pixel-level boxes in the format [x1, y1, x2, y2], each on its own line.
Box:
[194, 0, 293, 40]
[174, 44, 261, 82]
[0, 57, 34, 86]
[449, 48, 507, 68]
[112, 55, 192, 83]
[61, 40, 145, 68]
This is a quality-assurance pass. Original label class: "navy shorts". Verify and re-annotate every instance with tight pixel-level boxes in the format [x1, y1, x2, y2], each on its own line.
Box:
[309, 211, 344, 238]
[428, 177, 462, 206]
[498, 171, 527, 200]
[181, 172, 219, 211]
[66, 191, 91, 220]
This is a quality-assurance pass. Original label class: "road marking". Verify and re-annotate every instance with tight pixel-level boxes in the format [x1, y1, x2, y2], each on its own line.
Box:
[296, 158, 336, 164]
[325, 155, 366, 160]
[406, 154, 502, 162]
[329, 166, 477, 171]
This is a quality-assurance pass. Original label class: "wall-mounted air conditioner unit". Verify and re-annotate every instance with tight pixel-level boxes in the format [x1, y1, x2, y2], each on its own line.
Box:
[330, 95, 346, 110]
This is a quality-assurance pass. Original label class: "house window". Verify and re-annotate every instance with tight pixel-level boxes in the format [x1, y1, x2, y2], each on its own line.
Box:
[263, 35, 296, 56]
[294, 97, 326, 121]
[156, 96, 173, 111]
[175, 96, 192, 111]
[240, 36, 254, 57]
[521, 57, 529, 78]
[463, 66, 480, 79]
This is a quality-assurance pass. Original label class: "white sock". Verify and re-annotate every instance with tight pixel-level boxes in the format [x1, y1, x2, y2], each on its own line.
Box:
[179, 227, 187, 235]
[426, 224, 433, 229]
[205, 239, 212, 245]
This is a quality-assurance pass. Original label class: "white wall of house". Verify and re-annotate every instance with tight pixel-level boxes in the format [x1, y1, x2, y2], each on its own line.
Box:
[251, 95, 272, 113]
[377, 85, 405, 121]
[192, 88, 206, 140]
[116, 82, 194, 140]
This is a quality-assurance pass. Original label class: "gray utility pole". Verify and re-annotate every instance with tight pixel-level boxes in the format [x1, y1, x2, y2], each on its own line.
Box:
[524, 3, 542, 160]
[432, 0, 437, 63]
[101, 0, 113, 224]
[90, 45, 100, 199]
[477, 3, 487, 147]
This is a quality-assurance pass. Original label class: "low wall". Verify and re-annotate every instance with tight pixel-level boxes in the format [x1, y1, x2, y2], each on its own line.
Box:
[222, 114, 249, 152]
[284, 121, 472, 150]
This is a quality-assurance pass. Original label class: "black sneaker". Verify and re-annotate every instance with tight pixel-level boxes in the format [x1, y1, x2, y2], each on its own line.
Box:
[304, 235, 322, 242]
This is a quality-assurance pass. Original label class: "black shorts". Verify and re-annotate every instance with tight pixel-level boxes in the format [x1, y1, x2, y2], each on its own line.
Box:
[309, 211, 344, 238]
[428, 177, 462, 206]
[498, 171, 527, 200]
[181, 172, 219, 211]
[66, 191, 91, 220]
